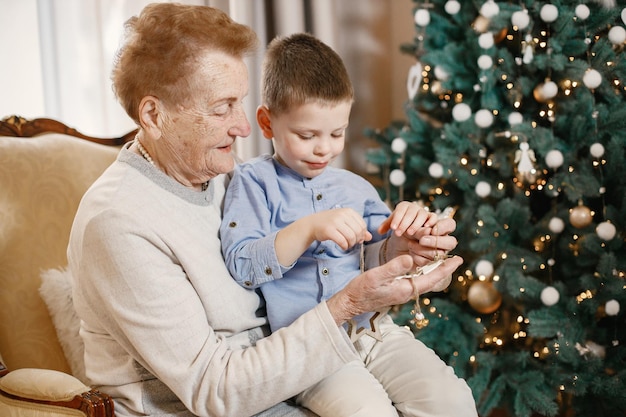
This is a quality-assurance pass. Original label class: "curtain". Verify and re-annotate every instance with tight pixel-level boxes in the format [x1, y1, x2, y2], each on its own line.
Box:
[1, 0, 411, 171]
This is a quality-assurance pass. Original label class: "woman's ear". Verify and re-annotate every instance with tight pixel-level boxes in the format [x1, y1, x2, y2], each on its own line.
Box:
[138, 96, 161, 139]
[256, 105, 274, 140]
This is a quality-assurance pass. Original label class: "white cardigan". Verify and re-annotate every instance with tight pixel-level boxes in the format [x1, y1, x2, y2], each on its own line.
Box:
[68, 144, 356, 417]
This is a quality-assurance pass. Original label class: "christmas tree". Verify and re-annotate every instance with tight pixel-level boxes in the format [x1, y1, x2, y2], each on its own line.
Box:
[365, 1, 626, 416]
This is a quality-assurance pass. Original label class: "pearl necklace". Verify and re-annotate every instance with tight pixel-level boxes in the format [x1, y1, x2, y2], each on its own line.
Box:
[136, 140, 154, 166]
[136, 139, 209, 191]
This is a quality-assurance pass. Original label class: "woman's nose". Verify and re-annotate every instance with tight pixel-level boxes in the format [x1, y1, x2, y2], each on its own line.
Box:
[230, 106, 251, 138]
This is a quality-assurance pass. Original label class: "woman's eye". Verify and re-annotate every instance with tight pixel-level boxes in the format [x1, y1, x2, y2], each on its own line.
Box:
[213, 104, 230, 115]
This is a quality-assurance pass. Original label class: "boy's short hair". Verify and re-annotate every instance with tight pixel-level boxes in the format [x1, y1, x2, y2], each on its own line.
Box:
[261, 32, 354, 115]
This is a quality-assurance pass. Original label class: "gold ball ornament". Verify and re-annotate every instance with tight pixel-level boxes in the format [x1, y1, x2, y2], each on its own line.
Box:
[468, 281, 502, 314]
[569, 204, 593, 228]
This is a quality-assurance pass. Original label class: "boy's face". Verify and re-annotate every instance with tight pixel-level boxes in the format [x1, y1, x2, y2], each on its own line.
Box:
[259, 100, 352, 179]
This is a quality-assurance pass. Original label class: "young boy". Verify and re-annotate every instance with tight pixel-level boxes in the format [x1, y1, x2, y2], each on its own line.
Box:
[220, 33, 476, 417]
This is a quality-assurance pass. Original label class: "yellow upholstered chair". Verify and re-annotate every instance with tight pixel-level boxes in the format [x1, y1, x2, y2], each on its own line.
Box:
[0, 116, 135, 417]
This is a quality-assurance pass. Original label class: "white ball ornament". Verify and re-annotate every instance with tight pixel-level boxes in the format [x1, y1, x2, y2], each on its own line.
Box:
[475, 109, 494, 128]
[477, 55, 493, 70]
[605, 299, 620, 316]
[511, 10, 530, 30]
[475, 260, 494, 278]
[434, 66, 450, 81]
[428, 162, 444, 178]
[542, 80, 558, 100]
[414, 9, 431, 26]
[391, 137, 408, 154]
[389, 169, 406, 187]
[540, 4, 559, 23]
[452, 103, 472, 122]
[549, 217, 565, 234]
[575, 4, 590, 20]
[475, 181, 491, 198]
[444, 0, 461, 15]
[622, 8, 626, 25]
[508, 112, 523, 125]
[545, 149, 564, 169]
[590, 143, 605, 158]
[583, 69, 602, 89]
[608, 26, 626, 45]
[541, 286, 560, 306]
[480, 1, 500, 19]
[478, 33, 495, 49]
[596, 221, 617, 241]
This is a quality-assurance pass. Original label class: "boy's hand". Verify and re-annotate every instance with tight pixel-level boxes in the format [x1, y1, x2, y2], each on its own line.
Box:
[377, 201, 437, 238]
[309, 208, 372, 250]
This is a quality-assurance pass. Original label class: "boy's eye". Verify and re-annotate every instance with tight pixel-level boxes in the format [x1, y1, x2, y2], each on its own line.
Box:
[297, 134, 314, 140]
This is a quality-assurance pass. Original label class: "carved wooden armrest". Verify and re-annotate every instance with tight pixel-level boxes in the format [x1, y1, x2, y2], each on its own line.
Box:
[0, 369, 114, 417]
[0, 115, 136, 145]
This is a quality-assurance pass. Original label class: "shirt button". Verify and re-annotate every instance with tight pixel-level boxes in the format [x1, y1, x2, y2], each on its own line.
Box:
[316, 194, 323, 201]
[228, 221, 237, 228]
[264, 266, 272, 275]
[244, 281, 253, 287]
[322, 267, 329, 275]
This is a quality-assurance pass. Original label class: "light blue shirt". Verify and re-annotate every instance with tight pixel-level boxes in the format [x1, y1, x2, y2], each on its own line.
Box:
[221, 154, 391, 331]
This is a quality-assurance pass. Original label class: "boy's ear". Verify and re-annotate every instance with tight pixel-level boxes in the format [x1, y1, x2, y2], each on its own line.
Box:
[256, 105, 274, 139]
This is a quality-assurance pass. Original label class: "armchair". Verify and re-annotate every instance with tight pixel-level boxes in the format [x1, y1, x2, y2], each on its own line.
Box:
[0, 115, 135, 417]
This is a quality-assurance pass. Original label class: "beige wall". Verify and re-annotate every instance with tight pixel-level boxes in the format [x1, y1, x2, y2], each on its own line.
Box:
[336, 0, 415, 174]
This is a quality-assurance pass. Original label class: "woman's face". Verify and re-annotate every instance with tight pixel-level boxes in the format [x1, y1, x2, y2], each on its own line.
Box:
[156, 51, 251, 188]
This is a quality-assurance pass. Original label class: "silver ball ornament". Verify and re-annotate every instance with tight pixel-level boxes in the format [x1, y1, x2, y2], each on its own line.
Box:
[444, 1, 461, 15]
[541, 286, 560, 306]
[511, 10, 530, 30]
[575, 4, 590, 20]
[596, 221, 617, 241]
[428, 162, 444, 178]
[545, 150, 564, 169]
[549, 217, 565, 234]
[590, 143, 605, 158]
[605, 299, 620, 316]
[583, 69, 602, 89]
[475, 181, 491, 198]
[452, 103, 472, 122]
[391, 137, 408, 154]
[608, 26, 626, 45]
[540, 4, 558, 23]
[475, 109, 494, 128]
[389, 169, 406, 186]
[414, 9, 431, 26]
[475, 260, 494, 278]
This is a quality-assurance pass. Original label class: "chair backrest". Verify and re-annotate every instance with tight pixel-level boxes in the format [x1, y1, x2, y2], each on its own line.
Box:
[0, 115, 135, 373]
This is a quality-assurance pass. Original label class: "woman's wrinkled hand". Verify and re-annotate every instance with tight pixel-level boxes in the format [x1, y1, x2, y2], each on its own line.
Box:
[384, 217, 458, 268]
[326, 254, 463, 326]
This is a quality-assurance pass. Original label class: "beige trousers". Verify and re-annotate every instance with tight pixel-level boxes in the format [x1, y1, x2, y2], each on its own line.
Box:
[296, 315, 478, 417]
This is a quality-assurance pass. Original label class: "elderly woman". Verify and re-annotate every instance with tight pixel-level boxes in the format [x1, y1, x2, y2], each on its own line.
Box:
[68, 3, 472, 417]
